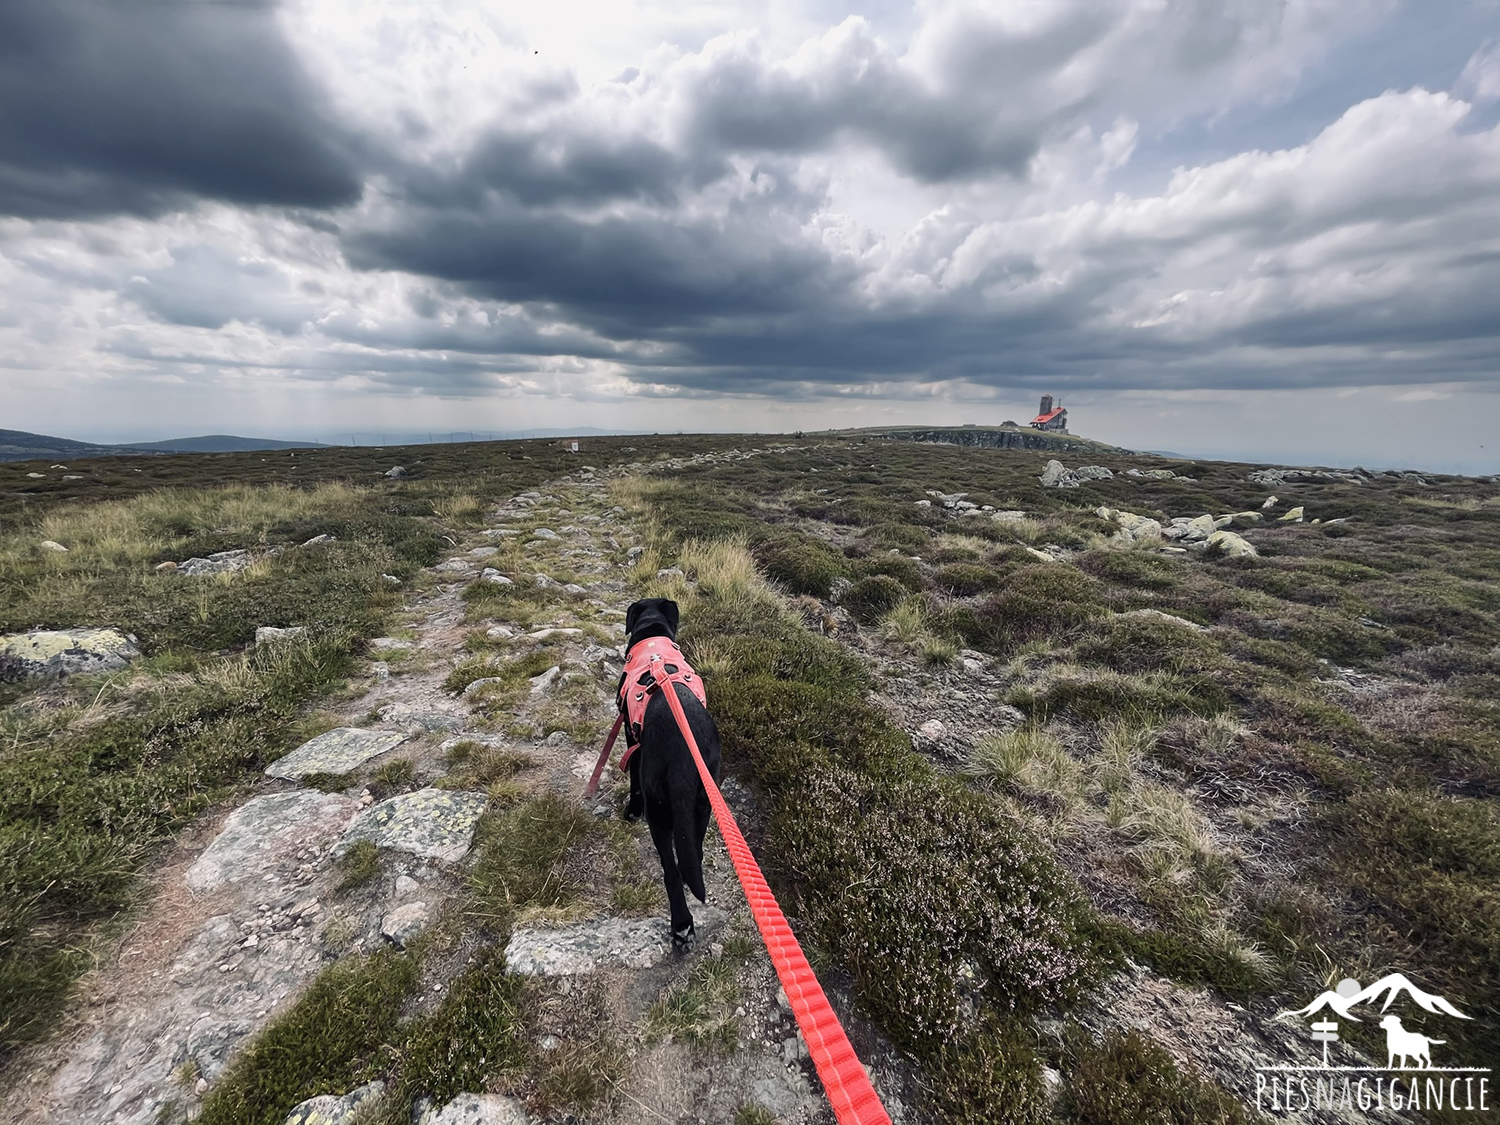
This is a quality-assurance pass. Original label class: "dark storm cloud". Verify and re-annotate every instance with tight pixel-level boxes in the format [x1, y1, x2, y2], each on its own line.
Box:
[0, 0, 361, 219]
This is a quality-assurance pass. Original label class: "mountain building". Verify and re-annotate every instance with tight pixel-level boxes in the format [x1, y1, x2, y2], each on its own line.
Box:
[1030, 395, 1068, 432]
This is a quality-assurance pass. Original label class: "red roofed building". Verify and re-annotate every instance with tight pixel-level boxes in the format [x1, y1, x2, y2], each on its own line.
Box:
[1031, 394, 1068, 432]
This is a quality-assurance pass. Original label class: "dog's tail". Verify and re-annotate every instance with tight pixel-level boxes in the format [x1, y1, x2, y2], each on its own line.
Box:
[672, 789, 707, 903]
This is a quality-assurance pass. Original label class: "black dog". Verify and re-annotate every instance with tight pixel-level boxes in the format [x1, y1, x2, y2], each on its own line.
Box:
[619, 598, 722, 951]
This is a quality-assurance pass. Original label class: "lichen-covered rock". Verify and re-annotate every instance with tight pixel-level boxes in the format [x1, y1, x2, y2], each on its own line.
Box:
[0, 628, 140, 682]
[1039, 460, 1078, 488]
[339, 788, 489, 864]
[417, 1093, 533, 1125]
[1074, 465, 1114, 480]
[265, 728, 409, 780]
[1278, 505, 1306, 522]
[1204, 530, 1258, 558]
[186, 790, 358, 891]
[505, 908, 728, 975]
[1095, 507, 1162, 543]
[283, 1081, 385, 1125]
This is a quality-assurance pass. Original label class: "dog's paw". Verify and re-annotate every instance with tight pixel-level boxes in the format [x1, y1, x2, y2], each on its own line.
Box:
[671, 923, 696, 954]
[622, 792, 645, 822]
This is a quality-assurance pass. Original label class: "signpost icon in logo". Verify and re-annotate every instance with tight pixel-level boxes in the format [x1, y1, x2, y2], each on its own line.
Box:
[1308, 978, 1360, 1067]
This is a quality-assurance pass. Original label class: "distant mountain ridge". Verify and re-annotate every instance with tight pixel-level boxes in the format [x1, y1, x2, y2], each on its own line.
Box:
[0, 429, 328, 463]
[1283, 973, 1471, 1022]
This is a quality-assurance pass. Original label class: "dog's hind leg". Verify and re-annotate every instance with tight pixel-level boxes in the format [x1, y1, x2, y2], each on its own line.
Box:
[623, 751, 645, 822]
[647, 805, 695, 951]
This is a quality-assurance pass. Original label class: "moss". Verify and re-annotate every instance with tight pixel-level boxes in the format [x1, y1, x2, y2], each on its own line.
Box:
[336, 839, 381, 892]
[196, 950, 420, 1125]
[466, 793, 595, 929]
[843, 575, 908, 623]
[1062, 1028, 1254, 1125]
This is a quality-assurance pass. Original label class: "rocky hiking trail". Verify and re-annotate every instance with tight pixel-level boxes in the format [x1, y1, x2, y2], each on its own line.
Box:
[1, 451, 873, 1125]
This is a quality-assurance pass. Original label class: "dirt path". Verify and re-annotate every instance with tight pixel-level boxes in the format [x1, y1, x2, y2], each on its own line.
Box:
[1, 451, 884, 1125]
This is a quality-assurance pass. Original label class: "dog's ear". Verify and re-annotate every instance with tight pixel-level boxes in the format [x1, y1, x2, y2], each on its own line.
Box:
[625, 600, 646, 635]
[660, 599, 680, 636]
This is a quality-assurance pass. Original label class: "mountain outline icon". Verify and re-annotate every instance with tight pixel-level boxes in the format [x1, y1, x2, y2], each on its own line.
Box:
[1281, 973, 1471, 1023]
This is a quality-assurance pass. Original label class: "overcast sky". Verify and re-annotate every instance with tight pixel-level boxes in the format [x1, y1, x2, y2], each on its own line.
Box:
[3, 0, 1499, 471]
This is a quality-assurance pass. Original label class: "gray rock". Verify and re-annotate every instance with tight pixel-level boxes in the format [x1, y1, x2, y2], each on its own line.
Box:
[1262, 495, 1278, 509]
[394, 874, 420, 898]
[1039, 460, 1081, 488]
[377, 700, 465, 730]
[562, 583, 586, 594]
[39, 539, 68, 552]
[283, 1081, 385, 1125]
[991, 509, 1027, 521]
[254, 626, 305, 645]
[529, 666, 561, 693]
[301, 534, 336, 546]
[418, 1093, 532, 1125]
[485, 625, 516, 639]
[178, 549, 254, 577]
[530, 528, 559, 540]
[1278, 505, 1306, 522]
[384, 466, 409, 479]
[266, 728, 409, 780]
[1204, 530, 1258, 558]
[469, 546, 498, 558]
[462, 676, 504, 698]
[656, 567, 685, 580]
[369, 637, 412, 652]
[1095, 507, 1162, 543]
[380, 901, 432, 949]
[523, 627, 582, 641]
[340, 788, 489, 864]
[1074, 465, 1114, 480]
[1117, 608, 1208, 632]
[434, 558, 474, 572]
[482, 571, 513, 585]
[829, 576, 854, 604]
[0, 628, 140, 682]
[186, 791, 359, 891]
[1181, 514, 1216, 542]
[481, 528, 520, 539]
[626, 545, 645, 564]
[381, 573, 402, 585]
[505, 908, 728, 975]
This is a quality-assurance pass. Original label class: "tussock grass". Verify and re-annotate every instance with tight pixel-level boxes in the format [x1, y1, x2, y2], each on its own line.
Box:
[466, 794, 595, 928]
[645, 952, 742, 1052]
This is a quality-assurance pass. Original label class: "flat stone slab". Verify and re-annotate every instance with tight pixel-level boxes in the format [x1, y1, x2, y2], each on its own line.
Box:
[504, 907, 728, 975]
[186, 791, 359, 891]
[266, 728, 409, 780]
[340, 788, 489, 864]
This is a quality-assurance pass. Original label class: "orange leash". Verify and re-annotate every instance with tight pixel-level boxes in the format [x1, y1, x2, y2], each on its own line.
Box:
[660, 684, 892, 1125]
[582, 714, 624, 800]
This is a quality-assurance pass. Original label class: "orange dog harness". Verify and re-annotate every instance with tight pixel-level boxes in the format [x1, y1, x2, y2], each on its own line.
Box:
[617, 636, 705, 769]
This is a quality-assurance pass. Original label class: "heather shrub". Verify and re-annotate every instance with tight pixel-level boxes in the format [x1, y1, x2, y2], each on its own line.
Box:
[1063, 1029, 1253, 1125]
[855, 552, 924, 591]
[935, 562, 1002, 596]
[775, 765, 1098, 1053]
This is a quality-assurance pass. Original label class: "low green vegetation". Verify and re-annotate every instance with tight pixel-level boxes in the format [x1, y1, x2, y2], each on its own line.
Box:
[1061, 1029, 1254, 1124]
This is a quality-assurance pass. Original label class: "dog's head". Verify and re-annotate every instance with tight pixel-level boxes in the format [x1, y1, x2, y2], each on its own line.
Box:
[1380, 1015, 1403, 1031]
[625, 598, 680, 645]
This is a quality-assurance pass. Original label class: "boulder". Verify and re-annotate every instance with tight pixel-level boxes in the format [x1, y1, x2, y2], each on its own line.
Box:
[469, 546, 498, 558]
[39, 539, 68, 552]
[339, 788, 489, 864]
[530, 528, 559, 540]
[1095, 507, 1161, 543]
[0, 628, 139, 682]
[1181, 514, 1216, 542]
[1074, 465, 1114, 480]
[186, 790, 359, 891]
[1261, 495, 1278, 509]
[384, 466, 409, 479]
[254, 626, 305, 645]
[1039, 460, 1080, 488]
[380, 901, 432, 949]
[265, 728, 409, 781]
[1277, 506, 1305, 522]
[1204, 530, 1258, 558]
[301, 534, 336, 546]
[505, 908, 728, 975]
[656, 567, 685, 580]
[433, 558, 473, 573]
